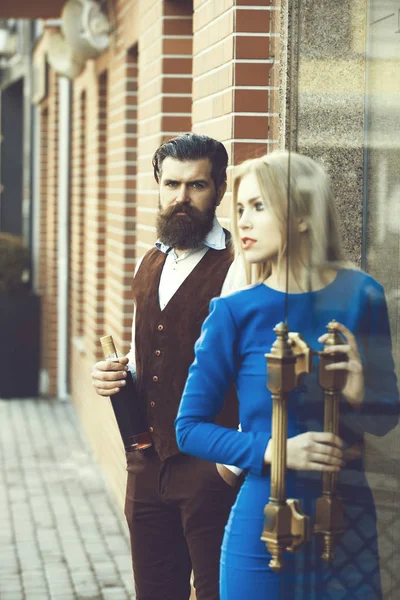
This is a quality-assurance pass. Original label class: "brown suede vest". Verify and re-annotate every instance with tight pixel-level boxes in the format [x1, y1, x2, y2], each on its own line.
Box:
[132, 243, 238, 460]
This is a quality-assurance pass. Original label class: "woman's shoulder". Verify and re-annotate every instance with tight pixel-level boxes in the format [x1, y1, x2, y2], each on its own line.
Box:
[211, 283, 267, 323]
[337, 269, 386, 308]
[218, 282, 264, 305]
[339, 268, 384, 293]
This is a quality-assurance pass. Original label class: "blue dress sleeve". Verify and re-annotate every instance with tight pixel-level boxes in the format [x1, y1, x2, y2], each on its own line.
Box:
[341, 283, 400, 437]
[175, 297, 271, 475]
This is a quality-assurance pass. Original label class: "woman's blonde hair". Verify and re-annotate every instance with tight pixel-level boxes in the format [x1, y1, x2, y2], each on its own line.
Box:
[231, 151, 349, 286]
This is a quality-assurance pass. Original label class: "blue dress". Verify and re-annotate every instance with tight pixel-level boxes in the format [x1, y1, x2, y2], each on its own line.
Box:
[175, 269, 399, 600]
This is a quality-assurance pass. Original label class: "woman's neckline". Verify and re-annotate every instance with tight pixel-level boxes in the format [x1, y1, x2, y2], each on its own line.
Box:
[261, 268, 345, 296]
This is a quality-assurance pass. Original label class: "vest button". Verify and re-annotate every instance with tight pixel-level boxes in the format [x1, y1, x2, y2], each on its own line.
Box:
[155, 349, 161, 356]
[157, 325, 164, 331]
[150, 401, 155, 407]
[152, 375, 159, 382]
[149, 427, 154, 433]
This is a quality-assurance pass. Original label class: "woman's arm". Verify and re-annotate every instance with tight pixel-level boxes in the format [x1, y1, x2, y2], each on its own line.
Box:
[175, 297, 271, 476]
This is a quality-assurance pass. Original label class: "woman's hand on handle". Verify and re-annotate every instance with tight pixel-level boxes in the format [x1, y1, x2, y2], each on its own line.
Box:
[91, 356, 130, 396]
[264, 431, 344, 472]
[319, 322, 364, 409]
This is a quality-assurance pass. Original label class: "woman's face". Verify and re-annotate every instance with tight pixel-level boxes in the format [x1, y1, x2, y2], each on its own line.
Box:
[237, 173, 282, 264]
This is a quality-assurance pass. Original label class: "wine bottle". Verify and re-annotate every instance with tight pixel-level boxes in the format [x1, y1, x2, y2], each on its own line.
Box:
[100, 334, 152, 452]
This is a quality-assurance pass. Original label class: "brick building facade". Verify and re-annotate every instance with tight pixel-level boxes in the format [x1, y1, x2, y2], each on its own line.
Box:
[32, 0, 279, 506]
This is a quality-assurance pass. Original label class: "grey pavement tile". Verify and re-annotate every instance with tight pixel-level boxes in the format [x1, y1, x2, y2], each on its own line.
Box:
[59, 530, 81, 541]
[123, 580, 135, 596]
[37, 528, 62, 545]
[104, 535, 130, 555]
[62, 548, 89, 563]
[0, 398, 134, 600]
[19, 559, 43, 572]
[0, 575, 23, 584]
[17, 542, 42, 556]
[113, 554, 132, 572]
[0, 556, 20, 574]
[41, 553, 68, 565]
[101, 587, 130, 600]
[84, 548, 109, 562]
[69, 570, 99, 588]
[73, 585, 102, 599]
[45, 564, 73, 576]
[0, 535, 14, 547]
[0, 554, 19, 567]
[23, 584, 50, 594]
[64, 560, 92, 574]
[25, 589, 50, 598]
[117, 570, 135, 590]
[23, 578, 49, 586]
[0, 580, 25, 591]
[0, 591, 24, 600]
[81, 540, 107, 552]
[48, 588, 76, 597]
[80, 531, 104, 542]
[0, 565, 20, 575]
[98, 574, 124, 589]
[97, 523, 122, 537]
[93, 568, 121, 588]
[46, 579, 75, 590]
[91, 561, 119, 572]
[72, 516, 102, 533]
[24, 587, 51, 597]
[56, 522, 80, 537]
[14, 531, 38, 544]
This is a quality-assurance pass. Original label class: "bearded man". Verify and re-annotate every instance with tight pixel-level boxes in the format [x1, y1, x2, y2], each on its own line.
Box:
[91, 133, 244, 600]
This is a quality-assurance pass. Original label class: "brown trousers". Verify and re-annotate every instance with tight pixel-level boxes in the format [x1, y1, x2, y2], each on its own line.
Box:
[124, 449, 239, 600]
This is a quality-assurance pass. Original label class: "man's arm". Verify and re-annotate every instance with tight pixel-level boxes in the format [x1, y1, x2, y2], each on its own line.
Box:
[126, 256, 145, 375]
[127, 307, 137, 376]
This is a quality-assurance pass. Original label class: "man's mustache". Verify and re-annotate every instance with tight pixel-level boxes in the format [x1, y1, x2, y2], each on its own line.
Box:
[163, 203, 198, 219]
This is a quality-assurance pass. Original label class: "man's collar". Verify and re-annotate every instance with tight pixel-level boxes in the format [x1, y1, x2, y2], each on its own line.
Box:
[155, 217, 226, 254]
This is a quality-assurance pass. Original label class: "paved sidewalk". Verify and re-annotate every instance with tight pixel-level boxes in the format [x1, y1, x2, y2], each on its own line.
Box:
[0, 398, 136, 600]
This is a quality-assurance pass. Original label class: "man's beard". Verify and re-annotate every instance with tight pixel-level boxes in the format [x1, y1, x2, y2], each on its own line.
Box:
[156, 200, 216, 250]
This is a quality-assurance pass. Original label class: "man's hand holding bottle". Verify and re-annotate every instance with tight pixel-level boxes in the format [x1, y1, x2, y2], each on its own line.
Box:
[91, 356, 130, 396]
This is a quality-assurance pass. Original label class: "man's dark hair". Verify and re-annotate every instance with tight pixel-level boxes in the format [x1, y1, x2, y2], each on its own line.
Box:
[152, 133, 229, 189]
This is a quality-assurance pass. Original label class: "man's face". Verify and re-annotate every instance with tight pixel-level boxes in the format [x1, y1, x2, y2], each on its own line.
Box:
[156, 157, 226, 250]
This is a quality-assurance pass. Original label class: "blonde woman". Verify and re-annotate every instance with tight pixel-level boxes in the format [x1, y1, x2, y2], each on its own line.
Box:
[175, 152, 399, 599]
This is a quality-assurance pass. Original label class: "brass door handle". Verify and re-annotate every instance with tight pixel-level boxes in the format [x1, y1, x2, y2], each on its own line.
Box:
[261, 323, 311, 572]
[314, 320, 348, 564]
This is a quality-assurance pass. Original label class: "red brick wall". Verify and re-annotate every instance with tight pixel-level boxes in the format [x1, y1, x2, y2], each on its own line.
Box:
[136, 0, 193, 255]
[69, 91, 86, 347]
[81, 71, 107, 363]
[103, 48, 138, 357]
[37, 69, 59, 397]
[38, 105, 49, 389]
[69, 64, 128, 505]
[193, 0, 279, 226]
